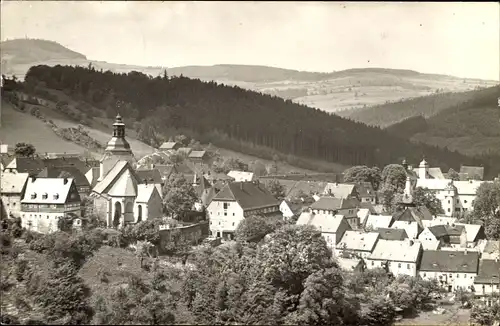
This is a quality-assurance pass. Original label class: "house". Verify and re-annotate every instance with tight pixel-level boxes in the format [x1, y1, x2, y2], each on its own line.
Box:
[3, 157, 45, 176]
[192, 174, 217, 211]
[177, 147, 193, 157]
[336, 230, 380, 259]
[366, 239, 422, 277]
[422, 216, 458, 228]
[90, 116, 162, 228]
[296, 212, 351, 249]
[310, 197, 360, 229]
[135, 169, 164, 199]
[418, 250, 480, 292]
[159, 141, 181, 151]
[375, 228, 409, 241]
[473, 259, 500, 297]
[227, 170, 255, 182]
[460, 166, 484, 181]
[207, 181, 281, 239]
[353, 182, 377, 204]
[454, 223, 486, 248]
[322, 182, 358, 200]
[279, 200, 302, 221]
[277, 180, 328, 202]
[188, 150, 209, 164]
[20, 177, 82, 233]
[363, 214, 394, 231]
[336, 257, 364, 272]
[416, 158, 489, 217]
[418, 224, 468, 251]
[357, 208, 371, 227]
[91, 161, 163, 228]
[37, 166, 91, 196]
[1, 172, 29, 218]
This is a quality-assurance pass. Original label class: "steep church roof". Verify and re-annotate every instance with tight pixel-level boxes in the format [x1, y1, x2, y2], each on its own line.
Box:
[93, 161, 139, 197]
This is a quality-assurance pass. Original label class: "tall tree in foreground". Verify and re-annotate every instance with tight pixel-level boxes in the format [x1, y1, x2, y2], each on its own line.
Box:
[343, 166, 382, 191]
[14, 142, 36, 157]
[162, 174, 198, 218]
[472, 180, 500, 239]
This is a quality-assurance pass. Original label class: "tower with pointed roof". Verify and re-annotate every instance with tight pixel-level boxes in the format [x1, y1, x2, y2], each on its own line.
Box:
[99, 114, 136, 181]
[418, 157, 429, 180]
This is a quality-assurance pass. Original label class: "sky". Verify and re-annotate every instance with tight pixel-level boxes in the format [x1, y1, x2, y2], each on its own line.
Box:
[1, 1, 499, 80]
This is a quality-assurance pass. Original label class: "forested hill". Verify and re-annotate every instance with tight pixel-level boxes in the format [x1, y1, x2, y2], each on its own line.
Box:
[18, 65, 499, 177]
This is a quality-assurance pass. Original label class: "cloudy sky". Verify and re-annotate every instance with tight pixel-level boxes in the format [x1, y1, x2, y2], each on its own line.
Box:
[2, 1, 499, 80]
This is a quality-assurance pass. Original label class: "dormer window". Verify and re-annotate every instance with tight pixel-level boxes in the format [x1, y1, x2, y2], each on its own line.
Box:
[31, 193, 37, 199]
[42, 193, 48, 200]
[53, 193, 59, 200]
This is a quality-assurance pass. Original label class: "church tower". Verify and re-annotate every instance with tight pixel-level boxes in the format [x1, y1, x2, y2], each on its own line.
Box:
[98, 114, 136, 181]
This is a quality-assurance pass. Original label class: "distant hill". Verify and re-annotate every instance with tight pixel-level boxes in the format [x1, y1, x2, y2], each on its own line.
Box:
[339, 86, 500, 128]
[2, 38, 497, 114]
[1, 39, 86, 65]
[384, 86, 500, 156]
[5, 64, 499, 179]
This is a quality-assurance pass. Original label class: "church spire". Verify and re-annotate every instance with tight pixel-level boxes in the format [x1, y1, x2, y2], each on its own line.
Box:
[105, 114, 131, 153]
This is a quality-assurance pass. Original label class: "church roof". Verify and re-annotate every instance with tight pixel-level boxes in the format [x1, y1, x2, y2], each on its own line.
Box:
[92, 161, 138, 197]
[136, 184, 158, 203]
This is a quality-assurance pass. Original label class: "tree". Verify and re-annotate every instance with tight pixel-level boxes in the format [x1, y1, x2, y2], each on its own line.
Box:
[14, 142, 36, 157]
[470, 300, 500, 326]
[174, 134, 190, 147]
[447, 168, 460, 181]
[472, 180, 500, 239]
[392, 187, 444, 215]
[381, 164, 407, 192]
[162, 174, 198, 218]
[235, 215, 283, 242]
[250, 160, 267, 177]
[35, 260, 93, 324]
[343, 166, 382, 191]
[267, 179, 286, 201]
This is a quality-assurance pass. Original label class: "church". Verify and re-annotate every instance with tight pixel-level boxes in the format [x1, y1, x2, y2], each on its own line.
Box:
[90, 114, 163, 228]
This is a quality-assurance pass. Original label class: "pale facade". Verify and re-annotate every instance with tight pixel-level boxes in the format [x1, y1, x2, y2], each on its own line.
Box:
[1, 172, 29, 218]
[366, 239, 422, 277]
[419, 270, 477, 292]
[208, 200, 245, 237]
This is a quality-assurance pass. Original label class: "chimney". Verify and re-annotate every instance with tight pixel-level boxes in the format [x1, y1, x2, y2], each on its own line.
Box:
[63, 178, 68, 185]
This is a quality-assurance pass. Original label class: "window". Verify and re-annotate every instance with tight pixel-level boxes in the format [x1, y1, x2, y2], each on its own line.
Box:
[448, 200, 451, 204]
[371, 261, 374, 266]
[407, 264, 410, 269]
[224, 212, 227, 216]
[463, 274, 466, 278]
[398, 263, 401, 268]
[232, 222, 235, 226]
[53, 194, 59, 200]
[447, 208, 450, 212]
[457, 274, 460, 278]
[223, 203, 229, 209]
[232, 213, 235, 216]
[464, 200, 467, 204]
[31, 193, 37, 199]
[42, 193, 48, 199]
[423, 273, 426, 277]
[449, 274, 453, 278]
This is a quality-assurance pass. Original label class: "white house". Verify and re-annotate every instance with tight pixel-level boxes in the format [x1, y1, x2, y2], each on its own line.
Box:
[418, 224, 468, 251]
[1, 172, 29, 218]
[363, 214, 393, 230]
[474, 259, 500, 297]
[322, 182, 358, 199]
[310, 197, 360, 230]
[20, 177, 82, 233]
[207, 181, 281, 239]
[418, 250, 480, 292]
[296, 211, 351, 249]
[366, 239, 423, 277]
[227, 170, 255, 182]
[336, 230, 380, 259]
[279, 200, 301, 221]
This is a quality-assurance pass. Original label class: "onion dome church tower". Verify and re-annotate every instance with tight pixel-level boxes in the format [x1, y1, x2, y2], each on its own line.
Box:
[98, 114, 136, 181]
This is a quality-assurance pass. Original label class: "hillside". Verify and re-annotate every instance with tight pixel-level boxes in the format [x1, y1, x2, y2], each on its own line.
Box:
[1, 39, 86, 65]
[372, 86, 500, 156]
[340, 86, 500, 127]
[8, 64, 500, 179]
[2, 39, 498, 114]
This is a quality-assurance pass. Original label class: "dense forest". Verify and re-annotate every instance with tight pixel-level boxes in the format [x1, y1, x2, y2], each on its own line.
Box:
[342, 86, 500, 128]
[9, 65, 500, 177]
[385, 116, 429, 140]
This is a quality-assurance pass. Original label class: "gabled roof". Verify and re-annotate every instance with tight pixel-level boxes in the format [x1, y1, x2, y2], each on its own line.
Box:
[177, 147, 193, 155]
[416, 178, 486, 195]
[427, 225, 449, 238]
[136, 184, 158, 203]
[323, 183, 356, 199]
[92, 161, 138, 197]
[1, 172, 29, 194]
[364, 214, 393, 230]
[279, 180, 328, 199]
[188, 150, 207, 159]
[43, 157, 98, 173]
[136, 169, 163, 185]
[310, 197, 360, 211]
[393, 206, 432, 228]
[354, 182, 376, 197]
[6, 157, 45, 175]
[454, 223, 484, 242]
[460, 166, 484, 180]
[419, 250, 479, 273]
[159, 141, 179, 150]
[337, 230, 379, 252]
[427, 167, 445, 179]
[200, 187, 217, 207]
[376, 228, 409, 241]
[368, 239, 421, 263]
[296, 212, 350, 234]
[390, 221, 421, 240]
[422, 216, 458, 228]
[227, 170, 254, 182]
[37, 166, 90, 188]
[474, 260, 500, 284]
[359, 202, 377, 214]
[21, 177, 79, 204]
[211, 181, 279, 211]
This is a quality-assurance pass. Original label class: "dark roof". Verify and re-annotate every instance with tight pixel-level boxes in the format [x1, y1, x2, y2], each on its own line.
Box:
[136, 169, 163, 185]
[42, 157, 98, 174]
[259, 173, 342, 183]
[393, 206, 433, 228]
[427, 225, 465, 244]
[37, 166, 90, 188]
[419, 250, 480, 273]
[376, 228, 408, 241]
[445, 224, 465, 236]
[279, 180, 327, 199]
[311, 197, 360, 211]
[0, 154, 14, 168]
[474, 259, 500, 284]
[353, 182, 376, 198]
[428, 225, 449, 238]
[460, 166, 484, 180]
[359, 202, 377, 214]
[9, 157, 45, 175]
[212, 181, 280, 211]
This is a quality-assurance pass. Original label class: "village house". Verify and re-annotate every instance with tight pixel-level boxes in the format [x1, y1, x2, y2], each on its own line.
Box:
[37, 166, 91, 196]
[422, 216, 458, 228]
[296, 212, 351, 249]
[279, 199, 303, 221]
[135, 169, 164, 199]
[418, 224, 468, 251]
[177, 147, 193, 157]
[90, 115, 163, 228]
[310, 197, 360, 229]
[454, 223, 486, 248]
[3, 157, 46, 176]
[366, 239, 423, 277]
[416, 158, 489, 217]
[192, 173, 217, 211]
[336, 230, 380, 259]
[275, 180, 327, 203]
[159, 141, 181, 152]
[363, 214, 394, 231]
[336, 256, 364, 273]
[227, 170, 255, 182]
[375, 228, 409, 241]
[1, 171, 29, 218]
[418, 250, 480, 292]
[20, 177, 82, 233]
[473, 259, 500, 298]
[188, 150, 209, 165]
[207, 181, 281, 239]
[353, 182, 377, 204]
[322, 182, 359, 200]
[459, 165, 484, 181]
